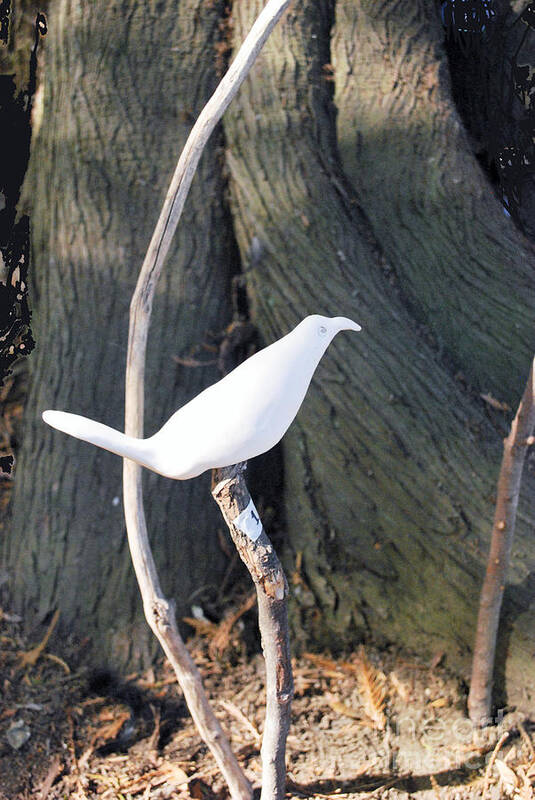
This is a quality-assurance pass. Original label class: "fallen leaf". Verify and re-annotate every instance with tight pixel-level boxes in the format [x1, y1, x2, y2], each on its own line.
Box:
[95, 709, 131, 742]
[356, 647, 387, 730]
[326, 695, 374, 728]
[495, 759, 519, 795]
[428, 697, 448, 708]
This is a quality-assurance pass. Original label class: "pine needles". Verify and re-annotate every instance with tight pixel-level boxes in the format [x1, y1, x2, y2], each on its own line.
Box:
[355, 647, 387, 731]
[304, 647, 388, 731]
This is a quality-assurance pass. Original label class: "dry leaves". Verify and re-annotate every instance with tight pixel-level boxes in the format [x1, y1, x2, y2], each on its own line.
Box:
[302, 652, 352, 680]
[494, 758, 535, 799]
[93, 708, 132, 745]
[304, 648, 388, 731]
[17, 609, 69, 672]
[484, 728, 535, 800]
[118, 762, 189, 794]
[326, 695, 375, 728]
[183, 593, 256, 659]
[355, 648, 387, 731]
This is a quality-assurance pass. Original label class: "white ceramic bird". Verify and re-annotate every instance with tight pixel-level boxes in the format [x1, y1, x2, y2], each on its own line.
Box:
[42, 315, 361, 479]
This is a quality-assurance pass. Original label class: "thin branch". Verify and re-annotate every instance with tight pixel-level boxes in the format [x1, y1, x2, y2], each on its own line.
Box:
[122, 1, 292, 797]
[482, 731, 509, 800]
[468, 357, 535, 726]
[125, 0, 292, 455]
[212, 465, 294, 800]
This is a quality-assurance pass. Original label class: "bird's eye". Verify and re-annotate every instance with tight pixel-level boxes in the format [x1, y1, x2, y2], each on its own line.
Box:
[319, 325, 327, 336]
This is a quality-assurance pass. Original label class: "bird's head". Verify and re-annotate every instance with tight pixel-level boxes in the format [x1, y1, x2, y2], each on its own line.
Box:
[288, 315, 361, 366]
[298, 314, 361, 344]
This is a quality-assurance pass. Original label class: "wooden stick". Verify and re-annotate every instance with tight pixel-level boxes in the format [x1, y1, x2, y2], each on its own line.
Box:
[482, 731, 509, 800]
[122, 2, 292, 797]
[468, 357, 535, 725]
[212, 465, 294, 800]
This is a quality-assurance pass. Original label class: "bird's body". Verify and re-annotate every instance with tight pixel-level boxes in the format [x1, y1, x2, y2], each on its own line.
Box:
[43, 315, 361, 479]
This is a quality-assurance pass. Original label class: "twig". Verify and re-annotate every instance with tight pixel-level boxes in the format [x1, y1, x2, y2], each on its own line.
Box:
[44, 652, 71, 673]
[209, 592, 257, 659]
[468, 357, 535, 726]
[147, 704, 161, 753]
[17, 608, 60, 670]
[212, 465, 294, 800]
[518, 720, 535, 759]
[122, 2, 292, 798]
[67, 711, 88, 800]
[430, 775, 442, 800]
[482, 731, 509, 800]
[220, 699, 262, 743]
[38, 755, 63, 800]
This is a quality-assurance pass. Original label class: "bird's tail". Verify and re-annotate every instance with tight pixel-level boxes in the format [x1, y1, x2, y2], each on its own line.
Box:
[42, 410, 153, 469]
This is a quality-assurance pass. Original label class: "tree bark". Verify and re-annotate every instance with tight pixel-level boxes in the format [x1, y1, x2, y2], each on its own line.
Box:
[332, 0, 535, 398]
[212, 465, 293, 800]
[468, 357, 535, 725]
[3, 0, 535, 712]
[222, 0, 535, 706]
[4, 0, 240, 666]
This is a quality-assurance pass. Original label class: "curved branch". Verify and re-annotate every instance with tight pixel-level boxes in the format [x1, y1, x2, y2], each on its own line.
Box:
[122, 1, 292, 797]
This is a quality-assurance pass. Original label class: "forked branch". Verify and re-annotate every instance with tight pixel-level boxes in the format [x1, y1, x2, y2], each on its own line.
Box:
[468, 356, 535, 725]
[122, 1, 292, 798]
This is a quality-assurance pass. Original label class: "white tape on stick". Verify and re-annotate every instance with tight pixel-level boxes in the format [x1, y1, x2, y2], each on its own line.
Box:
[233, 499, 262, 541]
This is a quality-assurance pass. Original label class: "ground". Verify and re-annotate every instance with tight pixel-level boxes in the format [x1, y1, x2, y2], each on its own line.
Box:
[1, 371, 534, 800]
[0, 603, 534, 800]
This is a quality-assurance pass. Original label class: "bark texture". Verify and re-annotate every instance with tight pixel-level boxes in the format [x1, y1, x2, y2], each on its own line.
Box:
[222, 0, 535, 705]
[332, 0, 535, 397]
[4, 0, 239, 665]
[3, 0, 535, 709]
[212, 465, 293, 800]
[468, 358, 535, 724]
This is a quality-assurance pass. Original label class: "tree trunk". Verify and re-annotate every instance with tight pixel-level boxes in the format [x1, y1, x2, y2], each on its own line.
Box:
[3, 0, 535, 712]
[3, 0, 240, 666]
[222, 0, 535, 708]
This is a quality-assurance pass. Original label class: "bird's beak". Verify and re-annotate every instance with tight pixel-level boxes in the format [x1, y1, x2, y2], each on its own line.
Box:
[332, 316, 362, 332]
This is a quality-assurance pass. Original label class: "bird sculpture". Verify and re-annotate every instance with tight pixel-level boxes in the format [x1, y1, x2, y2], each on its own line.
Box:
[42, 314, 361, 480]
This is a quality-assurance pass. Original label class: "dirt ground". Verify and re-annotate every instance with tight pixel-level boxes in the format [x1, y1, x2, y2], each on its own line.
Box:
[1, 373, 534, 800]
[1, 603, 534, 800]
